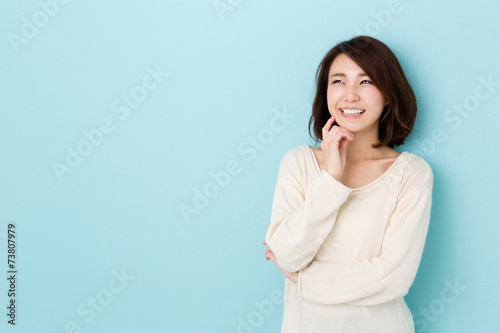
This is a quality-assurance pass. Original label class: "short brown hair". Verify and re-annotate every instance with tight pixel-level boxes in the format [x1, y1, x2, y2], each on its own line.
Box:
[308, 35, 417, 149]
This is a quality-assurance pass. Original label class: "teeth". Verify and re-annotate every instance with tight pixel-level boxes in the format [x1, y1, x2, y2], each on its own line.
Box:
[341, 108, 364, 114]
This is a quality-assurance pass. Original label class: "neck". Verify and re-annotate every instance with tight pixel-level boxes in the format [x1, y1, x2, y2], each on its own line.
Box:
[345, 127, 384, 162]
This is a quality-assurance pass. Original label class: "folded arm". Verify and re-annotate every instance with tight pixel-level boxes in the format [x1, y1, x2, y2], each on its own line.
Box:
[297, 160, 434, 306]
[265, 148, 352, 272]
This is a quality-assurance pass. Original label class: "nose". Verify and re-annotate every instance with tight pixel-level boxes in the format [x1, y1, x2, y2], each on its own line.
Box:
[344, 85, 360, 102]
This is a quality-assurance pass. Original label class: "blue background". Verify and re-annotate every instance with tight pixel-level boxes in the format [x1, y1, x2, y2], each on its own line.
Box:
[1, 0, 499, 332]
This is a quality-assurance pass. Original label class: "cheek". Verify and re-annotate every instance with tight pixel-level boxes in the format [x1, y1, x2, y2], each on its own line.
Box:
[365, 90, 386, 107]
[327, 88, 341, 104]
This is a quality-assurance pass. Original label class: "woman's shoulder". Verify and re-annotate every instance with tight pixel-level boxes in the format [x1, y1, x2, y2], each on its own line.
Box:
[402, 151, 432, 173]
[280, 144, 311, 160]
[399, 151, 434, 187]
[276, 144, 313, 171]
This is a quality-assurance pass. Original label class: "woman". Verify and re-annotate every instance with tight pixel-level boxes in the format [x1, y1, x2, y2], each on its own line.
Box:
[262, 35, 433, 332]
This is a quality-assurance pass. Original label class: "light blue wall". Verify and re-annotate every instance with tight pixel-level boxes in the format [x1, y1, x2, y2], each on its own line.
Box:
[1, 0, 499, 332]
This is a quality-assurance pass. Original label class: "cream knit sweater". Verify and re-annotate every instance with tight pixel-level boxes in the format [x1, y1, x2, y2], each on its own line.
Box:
[265, 144, 434, 333]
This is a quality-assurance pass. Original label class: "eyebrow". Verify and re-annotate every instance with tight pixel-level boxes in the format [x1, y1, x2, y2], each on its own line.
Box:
[330, 73, 369, 78]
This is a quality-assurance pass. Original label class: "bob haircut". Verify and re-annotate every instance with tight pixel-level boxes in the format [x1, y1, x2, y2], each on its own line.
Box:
[308, 35, 417, 149]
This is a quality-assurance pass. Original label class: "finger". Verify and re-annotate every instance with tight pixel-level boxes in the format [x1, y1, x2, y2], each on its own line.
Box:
[339, 137, 349, 151]
[323, 130, 351, 151]
[341, 129, 355, 140]
[324, 123, 353, 145]
[341, 127, 355, 139]
[267, 250, 276, 262]
[321, 117, 334, 139]
[262, 240, 267, 245]
[268, 223, 270, 227]
[324, 115, 335, 124]
[265, 248, 272, 260]
[338, 126, 354, 138]
[331, 128, 354, 143]
[322, 117, 336, 140]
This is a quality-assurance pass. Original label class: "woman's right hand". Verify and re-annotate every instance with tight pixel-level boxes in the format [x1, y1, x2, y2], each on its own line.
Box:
[321, 115, 354, 181]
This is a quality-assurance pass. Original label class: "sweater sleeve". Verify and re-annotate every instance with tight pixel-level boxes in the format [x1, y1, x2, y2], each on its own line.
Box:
[297, 158, 434, 306]
[265, 147, 353, 273]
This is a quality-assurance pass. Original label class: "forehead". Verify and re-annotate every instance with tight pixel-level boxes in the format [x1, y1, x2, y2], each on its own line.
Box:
[328, 53, 365, 75]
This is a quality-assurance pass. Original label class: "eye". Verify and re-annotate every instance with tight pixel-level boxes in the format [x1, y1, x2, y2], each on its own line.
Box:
[331, 79, 343, 84]
[361, 80, 373, 84]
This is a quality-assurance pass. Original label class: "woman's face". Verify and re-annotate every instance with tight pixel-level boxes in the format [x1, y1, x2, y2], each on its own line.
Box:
[326, 53, 387, 135]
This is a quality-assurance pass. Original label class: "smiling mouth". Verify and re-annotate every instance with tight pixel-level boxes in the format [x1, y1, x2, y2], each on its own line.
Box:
[340, 108, 365, 115]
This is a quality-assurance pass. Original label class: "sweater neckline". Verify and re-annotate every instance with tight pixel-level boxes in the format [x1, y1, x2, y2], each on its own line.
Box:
[306, 145, 408, 191]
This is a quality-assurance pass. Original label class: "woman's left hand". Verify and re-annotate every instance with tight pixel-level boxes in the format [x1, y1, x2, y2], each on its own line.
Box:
[263, 223, 299, 283]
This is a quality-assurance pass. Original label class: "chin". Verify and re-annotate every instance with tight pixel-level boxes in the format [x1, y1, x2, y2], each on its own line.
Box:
[339, 122, 362, 133]
[335, 120, 353, 129]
